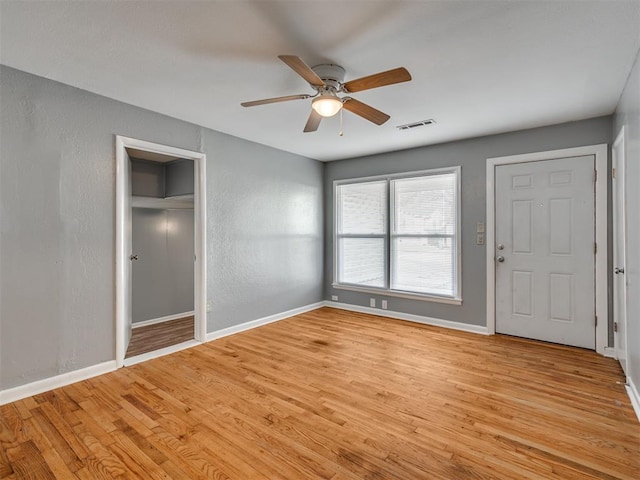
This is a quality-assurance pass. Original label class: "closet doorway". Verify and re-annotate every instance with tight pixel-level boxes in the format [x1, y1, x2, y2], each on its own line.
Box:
[115, 136, 206, 367]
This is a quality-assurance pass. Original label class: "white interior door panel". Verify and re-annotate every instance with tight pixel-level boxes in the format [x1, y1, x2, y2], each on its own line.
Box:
[495, 156, 595, 349]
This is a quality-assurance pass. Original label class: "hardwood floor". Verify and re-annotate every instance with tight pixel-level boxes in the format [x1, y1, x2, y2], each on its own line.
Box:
[1, 307, 638, 479]
[125, 316, 195, 358]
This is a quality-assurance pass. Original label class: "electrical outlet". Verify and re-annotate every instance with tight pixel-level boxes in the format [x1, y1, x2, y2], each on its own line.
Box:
[206, 301, 212, 312]
[381, 300, 388, 310]
[476, 233, 485, 245]
[370, 298, 376, 308]
[331, 295, 338, 301]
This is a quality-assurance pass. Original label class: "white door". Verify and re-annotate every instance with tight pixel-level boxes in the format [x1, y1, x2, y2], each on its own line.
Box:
[495, 156, 595, 349]
[613, 131, 628, 373]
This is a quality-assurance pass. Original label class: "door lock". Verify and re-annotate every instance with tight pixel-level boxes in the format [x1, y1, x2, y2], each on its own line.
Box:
[497, 244, 504, 250]
[614, 267, 625, 274]
[497, 255, 505, 263]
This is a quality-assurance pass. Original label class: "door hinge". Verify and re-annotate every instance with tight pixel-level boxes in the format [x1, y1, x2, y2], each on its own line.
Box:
[594, 243, 597, 254]
[612, 167, 616, 179]
[614, 321, 618, 333]
[594, 170, 597, 182]
[595, 315, 597, 326]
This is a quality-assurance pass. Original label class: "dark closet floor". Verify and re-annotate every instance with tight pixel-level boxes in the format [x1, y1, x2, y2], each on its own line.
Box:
[125, 315, 194, 358]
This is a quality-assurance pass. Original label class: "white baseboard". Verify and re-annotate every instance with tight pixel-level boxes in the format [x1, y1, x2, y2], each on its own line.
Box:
[206, 301, 325, 342]
[325, 301, 489, 335]
[0, 361, 117, 406]
[123, 339, 200, 367]
[132, 311, 194, 329]
[626, 378, 640, 424]
[603, 347, 617, 358]
[0, 302, 325, 405]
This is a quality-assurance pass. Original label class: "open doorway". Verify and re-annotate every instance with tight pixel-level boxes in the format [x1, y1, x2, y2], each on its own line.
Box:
[115, 136, 207, 367]
[127, 156, 195, 358]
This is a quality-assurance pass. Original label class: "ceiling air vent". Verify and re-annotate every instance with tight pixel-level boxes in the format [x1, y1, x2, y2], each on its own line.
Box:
[396, 119, 436, 131]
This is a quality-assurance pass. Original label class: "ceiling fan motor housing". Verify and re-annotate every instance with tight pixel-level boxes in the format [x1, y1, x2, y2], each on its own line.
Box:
[312, 64, 346, 92]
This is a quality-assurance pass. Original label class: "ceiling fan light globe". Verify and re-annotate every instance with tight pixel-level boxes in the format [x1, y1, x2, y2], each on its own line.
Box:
[311, 95, 343, 117]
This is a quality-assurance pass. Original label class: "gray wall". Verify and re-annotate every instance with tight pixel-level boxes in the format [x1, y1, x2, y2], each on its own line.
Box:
[203, 128, 324, 330]
[165, 159, 194, 197]
[131, 158, 194, 198]
[0, 65, 324, 390]
[325, 117, 612, 328]
[613, 47, 640, 392]
[132, 208, 194, 323]
[131, 159, 165, 197]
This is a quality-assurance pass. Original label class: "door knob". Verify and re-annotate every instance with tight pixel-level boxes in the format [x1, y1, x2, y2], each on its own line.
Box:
[497, 244, 504, 250]
[497, 255, 505, 263]
[614, 267, 625, 274]
[130, 254, 139, 261]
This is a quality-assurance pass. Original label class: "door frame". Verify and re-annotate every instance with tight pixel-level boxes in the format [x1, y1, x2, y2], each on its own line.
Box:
[485, 144, 608, 355]
[115, 135, 207, 368]
[612, 127, 628, 370]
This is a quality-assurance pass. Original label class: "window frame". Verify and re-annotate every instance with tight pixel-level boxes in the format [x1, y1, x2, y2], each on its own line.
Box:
[333, 167, 462, 305]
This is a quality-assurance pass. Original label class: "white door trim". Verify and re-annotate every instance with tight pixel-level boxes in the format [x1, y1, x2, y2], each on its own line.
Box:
[486, 144, 608, 355]
[115, 136, 207, 368]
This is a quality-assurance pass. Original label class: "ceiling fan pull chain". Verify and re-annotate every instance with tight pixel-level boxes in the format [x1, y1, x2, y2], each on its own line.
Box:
[339, 108, 344, 137]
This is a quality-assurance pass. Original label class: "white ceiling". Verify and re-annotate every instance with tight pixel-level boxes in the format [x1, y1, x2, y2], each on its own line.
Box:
[1, 1, 639, 162]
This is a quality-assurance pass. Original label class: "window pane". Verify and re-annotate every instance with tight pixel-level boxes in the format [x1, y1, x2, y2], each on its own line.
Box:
[391, 237, 455, 296]
[393, 174, 456, 235]
[338, 181, 386, 234]
[339, 238, 385, 287]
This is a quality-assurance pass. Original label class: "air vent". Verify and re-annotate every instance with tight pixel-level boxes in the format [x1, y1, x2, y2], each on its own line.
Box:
[396, 119, 436, 131]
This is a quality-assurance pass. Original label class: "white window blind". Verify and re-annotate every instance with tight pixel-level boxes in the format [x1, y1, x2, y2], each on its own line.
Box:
[334, 169, 459, 300]
[336, 181, 386, 288]
[391, 173, 457, 296]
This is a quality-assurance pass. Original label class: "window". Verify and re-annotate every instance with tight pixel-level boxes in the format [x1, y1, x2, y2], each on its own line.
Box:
[336, 180, 387, 288]
[334, 168, 460, 302]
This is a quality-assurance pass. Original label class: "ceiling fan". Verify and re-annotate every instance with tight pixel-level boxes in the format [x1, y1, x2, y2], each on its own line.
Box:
[241, 55, 412, 133]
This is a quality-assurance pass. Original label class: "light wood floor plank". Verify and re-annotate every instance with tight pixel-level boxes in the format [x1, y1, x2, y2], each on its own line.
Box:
[1, 307, 638, 479]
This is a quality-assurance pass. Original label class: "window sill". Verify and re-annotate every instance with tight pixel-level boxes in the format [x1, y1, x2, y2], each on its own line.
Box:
[331, 284, 463, 306]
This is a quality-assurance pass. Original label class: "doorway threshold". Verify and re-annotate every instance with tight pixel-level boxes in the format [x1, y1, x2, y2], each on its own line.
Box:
[124, 339, 200, 367]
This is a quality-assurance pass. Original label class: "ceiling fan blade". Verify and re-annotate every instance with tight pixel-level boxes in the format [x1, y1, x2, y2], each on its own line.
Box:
[342, 98, 390, 125]
[241, 94, 310, 107]
[342, 67, 412, 93]
[278, 55, 325, 87]
[303, 110, 322, 133]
